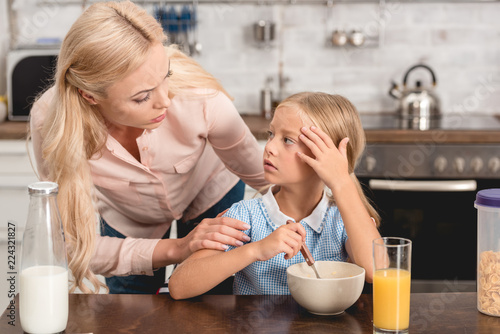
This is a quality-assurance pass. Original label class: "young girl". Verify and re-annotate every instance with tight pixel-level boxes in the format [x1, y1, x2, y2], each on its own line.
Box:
[169, 92, 381, 298]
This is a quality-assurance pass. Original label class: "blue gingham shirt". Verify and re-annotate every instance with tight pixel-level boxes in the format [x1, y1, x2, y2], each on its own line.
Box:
[224, 186, 348, 295]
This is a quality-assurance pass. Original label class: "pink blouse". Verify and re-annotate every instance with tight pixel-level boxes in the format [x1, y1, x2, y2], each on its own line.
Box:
[30, 87, 267, 277]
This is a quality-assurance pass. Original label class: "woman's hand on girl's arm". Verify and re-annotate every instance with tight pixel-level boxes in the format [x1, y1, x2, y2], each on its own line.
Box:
[297, 126, 351, 192]
[181, 216, 252, 255]
[152, 216, 251, 268]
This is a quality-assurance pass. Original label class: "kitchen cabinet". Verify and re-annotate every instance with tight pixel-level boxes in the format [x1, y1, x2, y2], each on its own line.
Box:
[0, 140, 38, 236]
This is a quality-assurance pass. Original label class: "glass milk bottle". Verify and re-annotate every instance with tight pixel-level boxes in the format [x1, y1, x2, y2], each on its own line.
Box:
[20, 182, 69, 333]
[475, 188, 500, 317]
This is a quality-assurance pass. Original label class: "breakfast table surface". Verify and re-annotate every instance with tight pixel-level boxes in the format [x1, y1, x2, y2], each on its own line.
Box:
[1, 292, 500, 333]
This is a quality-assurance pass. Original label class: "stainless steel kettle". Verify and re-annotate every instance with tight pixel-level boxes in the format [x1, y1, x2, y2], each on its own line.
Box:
[389, 64, 440, 120]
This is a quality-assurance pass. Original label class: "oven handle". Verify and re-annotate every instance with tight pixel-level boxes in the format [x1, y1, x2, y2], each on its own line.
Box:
[368, 179, 477, 192]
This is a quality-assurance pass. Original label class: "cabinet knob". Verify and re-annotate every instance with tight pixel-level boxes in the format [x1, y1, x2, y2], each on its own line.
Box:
[365, 156, 377, 173]
[489, 157, 500, 173]
[470, 157, 484, 173]
[453, 157, 466, 174]
[434, 156, 447, 173]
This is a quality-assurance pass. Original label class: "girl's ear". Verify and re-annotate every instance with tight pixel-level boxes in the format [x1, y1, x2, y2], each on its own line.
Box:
[78, 89, 97, 105]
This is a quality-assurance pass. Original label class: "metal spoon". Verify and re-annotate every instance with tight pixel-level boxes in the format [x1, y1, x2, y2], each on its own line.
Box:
[286, 220, 321, 279]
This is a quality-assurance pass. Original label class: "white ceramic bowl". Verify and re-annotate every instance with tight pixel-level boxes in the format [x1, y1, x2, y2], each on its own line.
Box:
[287, 261, 365, 315]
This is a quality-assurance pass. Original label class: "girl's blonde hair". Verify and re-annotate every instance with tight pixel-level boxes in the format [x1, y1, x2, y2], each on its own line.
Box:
[36, 0, 229, 293]
[277, 92, 380, 227]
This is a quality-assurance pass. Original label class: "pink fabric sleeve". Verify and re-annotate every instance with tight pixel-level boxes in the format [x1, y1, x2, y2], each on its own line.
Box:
[205, 92, 267, 189]
[91, 236, 160, 277]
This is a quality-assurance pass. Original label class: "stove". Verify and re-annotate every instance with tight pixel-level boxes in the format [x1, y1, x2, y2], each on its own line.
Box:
[356, 113, 500, 293]
[360, 113, 500, 131]
[357, 113, 500, 179]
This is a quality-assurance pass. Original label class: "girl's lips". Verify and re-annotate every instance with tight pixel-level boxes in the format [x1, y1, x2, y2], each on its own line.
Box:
[264, 159, 277, 171]
[151, 112, 166, 123]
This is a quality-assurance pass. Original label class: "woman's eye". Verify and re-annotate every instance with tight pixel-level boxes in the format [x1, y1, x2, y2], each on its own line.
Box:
[135, 93, 151, 104]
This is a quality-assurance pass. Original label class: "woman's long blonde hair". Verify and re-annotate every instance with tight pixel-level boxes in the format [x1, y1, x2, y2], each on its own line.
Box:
[37, 0, 229, 293]
[277, 92, 380, 227]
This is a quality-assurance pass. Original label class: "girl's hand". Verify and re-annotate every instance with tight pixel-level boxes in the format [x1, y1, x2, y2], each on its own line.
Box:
[298, 126, 351, 192]
[253, 223, 306, 261]
[178, 216, 251, 261]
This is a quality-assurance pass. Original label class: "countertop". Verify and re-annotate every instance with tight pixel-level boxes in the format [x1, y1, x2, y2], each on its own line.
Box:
[242, 114, 500, 144]
[2, 115, 500, 143]
[0, 121, 29, 140]
[1, 292, 498, 333]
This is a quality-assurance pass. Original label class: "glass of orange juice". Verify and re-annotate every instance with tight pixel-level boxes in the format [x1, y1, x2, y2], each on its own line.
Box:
[373, 237, 412, 334]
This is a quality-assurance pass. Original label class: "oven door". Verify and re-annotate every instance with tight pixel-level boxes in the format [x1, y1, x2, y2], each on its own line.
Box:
[360, 177, 500, 292]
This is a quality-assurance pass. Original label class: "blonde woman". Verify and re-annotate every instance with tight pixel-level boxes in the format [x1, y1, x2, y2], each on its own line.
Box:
[30, 1, 266, 294]
[169, 92, 381, 298]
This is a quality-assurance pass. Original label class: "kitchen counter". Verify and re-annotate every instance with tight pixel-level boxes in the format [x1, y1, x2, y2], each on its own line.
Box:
[0, 121, 29, 140]
[1, 292, 498, 333]
[2, 115, 500, 143]
[242, 115, 500, 144]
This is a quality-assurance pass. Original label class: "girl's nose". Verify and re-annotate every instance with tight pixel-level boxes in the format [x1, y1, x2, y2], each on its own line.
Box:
[264, 139, 276, 156]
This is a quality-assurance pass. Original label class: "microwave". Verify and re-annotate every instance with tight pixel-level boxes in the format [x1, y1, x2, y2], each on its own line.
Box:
[7, 48, 59, 121]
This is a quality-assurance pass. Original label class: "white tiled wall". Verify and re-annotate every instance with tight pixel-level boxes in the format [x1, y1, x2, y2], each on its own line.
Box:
[3, 2, 500, 115]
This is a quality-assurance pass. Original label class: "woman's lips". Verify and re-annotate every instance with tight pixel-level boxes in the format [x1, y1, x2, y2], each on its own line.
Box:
[151, 112, 166, 123]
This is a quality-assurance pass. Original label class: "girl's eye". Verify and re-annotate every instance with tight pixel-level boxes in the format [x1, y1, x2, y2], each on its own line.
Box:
[166, 69, 173, 78]
[284, 137, 294, 145]
[267, 131, 274, 140]
[135, 93, 151, 104]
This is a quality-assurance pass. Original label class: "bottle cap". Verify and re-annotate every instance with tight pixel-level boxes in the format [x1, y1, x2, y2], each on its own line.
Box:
[475, 188, 500, 208]
[28, 182, 59, 195]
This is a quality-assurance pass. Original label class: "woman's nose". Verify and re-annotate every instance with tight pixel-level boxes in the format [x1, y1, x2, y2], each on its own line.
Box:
[154, 88, 170, 109]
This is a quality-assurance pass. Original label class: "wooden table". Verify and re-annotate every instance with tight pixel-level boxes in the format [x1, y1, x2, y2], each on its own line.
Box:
[1, 292, 500, 333]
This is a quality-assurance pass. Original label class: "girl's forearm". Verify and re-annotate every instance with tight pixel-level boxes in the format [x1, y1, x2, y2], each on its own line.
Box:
[169, 243, 258, 300]
[331, 180, 381, 282]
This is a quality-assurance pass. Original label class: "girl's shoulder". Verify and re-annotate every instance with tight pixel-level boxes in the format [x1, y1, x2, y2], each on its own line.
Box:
[223, 198, 270, 239]
[223, 197, 263, 219]
[323, 201, 343, 223]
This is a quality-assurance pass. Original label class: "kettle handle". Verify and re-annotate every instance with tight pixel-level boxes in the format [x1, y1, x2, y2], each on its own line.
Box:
[388, 81, 400, 99]
[402, 64, 437, 88]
